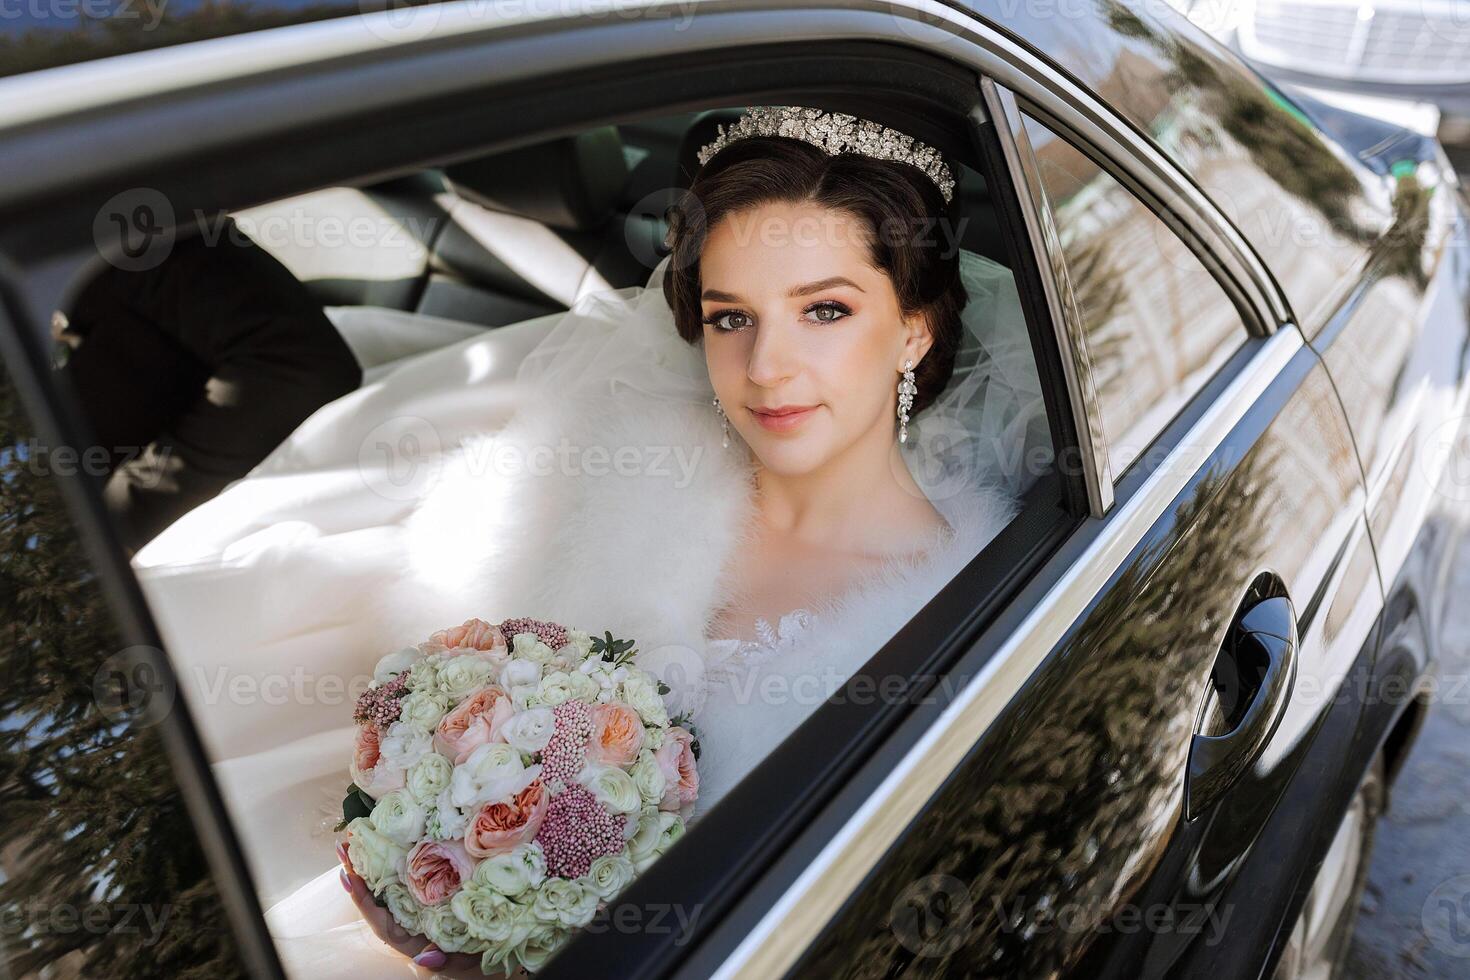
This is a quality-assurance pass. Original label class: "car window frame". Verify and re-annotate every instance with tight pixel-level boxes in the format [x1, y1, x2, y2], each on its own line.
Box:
[990, 85, 1265, 489]
[0, 270, 286, 979]
[0, 10, 1092, 980]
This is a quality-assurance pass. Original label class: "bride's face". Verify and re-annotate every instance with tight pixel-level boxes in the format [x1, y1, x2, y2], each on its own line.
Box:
[699, 200, 933, 477]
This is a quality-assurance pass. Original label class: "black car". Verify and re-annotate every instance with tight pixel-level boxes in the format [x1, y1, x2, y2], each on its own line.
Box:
[2, 2, 1468, 979]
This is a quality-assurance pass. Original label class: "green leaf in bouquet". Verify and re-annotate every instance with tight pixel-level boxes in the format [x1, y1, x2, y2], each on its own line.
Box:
[668, 715, 703, 761]
[334, 781, 375, 832]
[590, 629, 637, 664]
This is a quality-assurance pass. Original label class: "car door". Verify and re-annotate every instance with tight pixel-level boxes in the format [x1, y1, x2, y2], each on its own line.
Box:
[630, 28, 1385, 980]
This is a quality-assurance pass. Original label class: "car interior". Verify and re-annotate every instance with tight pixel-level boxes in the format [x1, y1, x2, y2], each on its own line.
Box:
[226, 109, 1015, 382]
[34, 92, 1071, 979]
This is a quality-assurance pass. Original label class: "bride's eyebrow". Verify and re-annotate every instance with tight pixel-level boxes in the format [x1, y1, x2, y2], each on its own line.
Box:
[701, 276, 866, 303]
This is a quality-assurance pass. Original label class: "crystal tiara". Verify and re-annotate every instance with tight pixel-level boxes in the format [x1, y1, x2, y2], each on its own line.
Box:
[695, 105, 956, 203]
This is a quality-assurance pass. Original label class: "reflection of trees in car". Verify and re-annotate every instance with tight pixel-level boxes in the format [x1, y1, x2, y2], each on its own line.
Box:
[0, 363, 240, 978]
[798, 448, 1276, 978]
[1103, 2, 1368, 245]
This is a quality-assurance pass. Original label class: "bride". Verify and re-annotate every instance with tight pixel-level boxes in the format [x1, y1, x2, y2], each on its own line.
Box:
[130, 105, 1041, 976]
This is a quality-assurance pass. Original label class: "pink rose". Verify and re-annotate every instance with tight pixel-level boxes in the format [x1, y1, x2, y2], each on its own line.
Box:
[586, 702, 645, 768]
[464, 779, 548, 858]
[428, 618, 508, 661]
[351, 723, 405, 799]
[434, 685, 514, 764]
[404, 839, 475, 906]
[654, 726, 699, 811]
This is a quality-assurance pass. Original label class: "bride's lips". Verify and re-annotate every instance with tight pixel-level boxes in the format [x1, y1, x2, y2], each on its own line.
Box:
[748, 404, 819, 432]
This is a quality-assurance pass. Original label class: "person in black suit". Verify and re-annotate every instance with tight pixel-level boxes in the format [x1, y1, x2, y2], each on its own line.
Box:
[57, 217, 362, 552]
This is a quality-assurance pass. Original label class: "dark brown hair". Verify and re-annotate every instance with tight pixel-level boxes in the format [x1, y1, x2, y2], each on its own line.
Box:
[662, 135, 966, 415]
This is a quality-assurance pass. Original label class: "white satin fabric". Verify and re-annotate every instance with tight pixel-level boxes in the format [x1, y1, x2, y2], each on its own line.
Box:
[130, 251, 1038, 977]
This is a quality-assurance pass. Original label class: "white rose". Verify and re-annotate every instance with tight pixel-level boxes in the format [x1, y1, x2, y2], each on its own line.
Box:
[427, 786, 470, 840]
[438, 656, 497, 702]
[369, 789, 426, 847]
[630, 750, 666, 807]
[656, 811, 686, 852]
[406, 655, 444, 694]
[564, 629, 594, 658]
[536, 671, 575, 707]
[450, 742, 537, 810]
[397, 690, 450, 731]
[374, 648, 420, 684]
[379, 721, 433, 772]
[511, 634, 556, 664]
[407, 752, 453, 802]
[530, 878, 598, 929]
[472, 842, 547, 897]
[582, 853, 634, 900]
[577, 763, 641, 815]
[627, 810, 686, 872]
[626, 809, 666, 871]
[500, 707, 556, 755]
[382, 881, 423, 933]
[452, 884, 534, 945]
[499, 657, 542, 690]
[418, 902, 488, 955]
[620, 673, 669, 727]
[345, 817, 407, 894]
[509, 923, 566, 974]
[566, 670, 601, 703]
[643, 725, 665, 751]
[509, 683, 543, 711]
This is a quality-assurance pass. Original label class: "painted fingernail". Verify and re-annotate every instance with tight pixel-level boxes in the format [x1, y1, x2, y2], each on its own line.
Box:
[336, 842, 349, 866]
[412, 949, 447, 969]
[339, 869, 351, 893]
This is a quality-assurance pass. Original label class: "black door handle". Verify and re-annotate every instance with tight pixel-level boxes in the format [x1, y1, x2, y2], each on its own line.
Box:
[1186, 595, 1298, 819]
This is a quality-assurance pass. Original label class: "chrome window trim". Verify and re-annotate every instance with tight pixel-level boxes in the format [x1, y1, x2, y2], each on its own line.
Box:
[983, 79, 1115, 517]
[712, 323, 1305, 980]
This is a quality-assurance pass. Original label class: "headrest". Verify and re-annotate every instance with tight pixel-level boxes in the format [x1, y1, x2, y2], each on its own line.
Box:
[443, 127, 629, 232]
[674, 108, 747, 189]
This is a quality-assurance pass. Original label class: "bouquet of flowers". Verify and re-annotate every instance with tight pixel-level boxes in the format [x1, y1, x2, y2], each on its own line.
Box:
[340, 617, 700, 975]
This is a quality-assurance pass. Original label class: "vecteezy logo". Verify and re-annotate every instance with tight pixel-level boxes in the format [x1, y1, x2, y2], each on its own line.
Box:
[889, 874, 973, 958]
[1423, 874, 1470, 957]
[1422, 415, 1470, 505]
[92, 188, 175, 272]
[92, 646, 177, 728]
[357, 415, 444, 501]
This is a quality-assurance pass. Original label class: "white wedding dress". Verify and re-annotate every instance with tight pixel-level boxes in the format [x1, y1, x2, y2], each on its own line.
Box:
[129, 251, 1043, 976]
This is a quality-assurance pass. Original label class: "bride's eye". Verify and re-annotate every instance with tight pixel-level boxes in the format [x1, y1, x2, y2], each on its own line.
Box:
[703, 309, 753, 332]
[803, 301, 852, 325]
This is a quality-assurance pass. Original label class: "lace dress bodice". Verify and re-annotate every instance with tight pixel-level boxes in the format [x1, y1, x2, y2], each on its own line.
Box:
[704, 607, 816, 679]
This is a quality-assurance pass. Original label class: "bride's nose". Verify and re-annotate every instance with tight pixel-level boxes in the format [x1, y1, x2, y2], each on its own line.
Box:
[745, 318, 800, 388]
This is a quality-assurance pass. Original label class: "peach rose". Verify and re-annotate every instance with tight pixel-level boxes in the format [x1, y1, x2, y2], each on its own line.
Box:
[464, 779, 548, 858]
[586, 702, 645, 768]
[434, 685, 514, 764]
[404, 839, 475, 906]
[429, 618, 508, 661]
[351, 723, 405, 799]
[654, 726, 699, 811]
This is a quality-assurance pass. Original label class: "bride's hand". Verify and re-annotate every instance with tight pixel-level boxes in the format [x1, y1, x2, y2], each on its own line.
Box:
[337, 843, 509, 979]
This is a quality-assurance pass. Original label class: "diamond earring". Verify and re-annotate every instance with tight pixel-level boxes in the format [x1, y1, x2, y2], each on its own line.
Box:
[897, 359, 917, 445]
[712, 396, 730, 448]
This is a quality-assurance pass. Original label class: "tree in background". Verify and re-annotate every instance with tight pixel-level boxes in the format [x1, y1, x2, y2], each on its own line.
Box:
[0, 355, 241, 979]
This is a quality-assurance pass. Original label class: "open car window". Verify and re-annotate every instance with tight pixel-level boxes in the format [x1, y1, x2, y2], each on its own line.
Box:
[4, 6, 1104, 964]
[0, 346, 250, 978]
